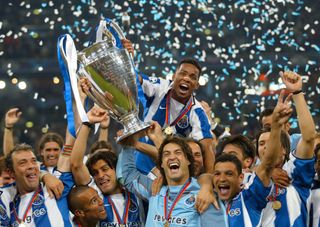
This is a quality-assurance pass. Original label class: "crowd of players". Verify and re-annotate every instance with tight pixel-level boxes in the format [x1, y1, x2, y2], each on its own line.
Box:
[0, 39, 319, 227]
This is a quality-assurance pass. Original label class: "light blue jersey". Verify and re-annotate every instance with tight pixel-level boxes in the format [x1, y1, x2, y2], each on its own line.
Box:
[1, 172, 74, 227]
[226, 173, 272, 227]
[118, 147, 228, 227]
[261, 153, 315, 227]
[136, 75, 212, 174]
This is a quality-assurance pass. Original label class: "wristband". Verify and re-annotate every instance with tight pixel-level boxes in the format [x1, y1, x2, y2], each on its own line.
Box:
[82, 121, 94, 129]
[292, 90, 303, 95]
[62, 144, 73, 156]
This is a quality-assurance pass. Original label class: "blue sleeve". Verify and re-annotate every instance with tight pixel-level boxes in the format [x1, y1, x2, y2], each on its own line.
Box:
[58, 172, 75, 197]
[200, 203, 228, 227]
[242, 173, 271, 211]
[117, 147, 153, 200]
[286, 154, 315, 189]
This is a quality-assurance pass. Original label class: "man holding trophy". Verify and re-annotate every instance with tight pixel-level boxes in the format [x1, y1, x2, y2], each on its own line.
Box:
[123, 38, 215, 177]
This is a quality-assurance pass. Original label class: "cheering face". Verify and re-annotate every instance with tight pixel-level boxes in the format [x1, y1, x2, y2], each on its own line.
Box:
[91, 160, 120, 195]
[161, 143, 191, 186]
[188, 142, 204, 177]
[213, 162, 243, 202]
[81, 187, 107, 221]
[41, 141, 61, 168]
[171, 63, 199, 104]
[258, 132, 286, 168]
[12, 150, 40, 195]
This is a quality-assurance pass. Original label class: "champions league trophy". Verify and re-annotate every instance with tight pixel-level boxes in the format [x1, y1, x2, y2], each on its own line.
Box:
[58, 19, 150, 142]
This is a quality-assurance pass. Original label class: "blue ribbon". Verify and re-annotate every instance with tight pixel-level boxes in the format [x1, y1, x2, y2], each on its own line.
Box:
[57, 35, 76, 138]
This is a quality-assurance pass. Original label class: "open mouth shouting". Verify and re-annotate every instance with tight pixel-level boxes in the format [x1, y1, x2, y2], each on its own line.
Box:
[178, 83, 190, 95]
[217, 184, 231, 199]
[168, 162, 180, 174]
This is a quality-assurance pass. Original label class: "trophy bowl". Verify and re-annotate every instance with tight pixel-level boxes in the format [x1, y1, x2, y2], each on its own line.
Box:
[77, 39, 150, 142]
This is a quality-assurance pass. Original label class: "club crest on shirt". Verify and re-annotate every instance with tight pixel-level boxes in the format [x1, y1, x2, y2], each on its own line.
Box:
[177, 115, 189, 129]
[149, 76, 158, 84]
[33, 194, 44, 206]
[184, 194, 196, 207]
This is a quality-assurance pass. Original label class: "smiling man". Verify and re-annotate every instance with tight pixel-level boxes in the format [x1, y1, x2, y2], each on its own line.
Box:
[121, 41, 215, 178]
[118, 136, 227, 226]
[70, 106, 145, 226]
[213, 90, 292, 227]
[134, 58, 214, 177]
[3, 143, 74, 226]
[68, 185, 107, 227]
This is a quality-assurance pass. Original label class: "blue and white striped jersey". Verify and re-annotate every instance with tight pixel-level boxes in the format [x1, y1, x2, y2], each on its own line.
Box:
[88, 180, 145, 227]
[118, 147, 228, 227]
[136, 75, 212, 174]
[261, 153, 315, 227]
[0, 172, 74, 227]
[226, 173, 271, 227]
[308, 179, 320, 227]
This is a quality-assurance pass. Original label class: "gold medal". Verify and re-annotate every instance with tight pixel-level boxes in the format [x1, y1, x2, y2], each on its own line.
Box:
[164, 221, 170, 227]
[164, 126, 174, 136]
[272, 200, 282, 210]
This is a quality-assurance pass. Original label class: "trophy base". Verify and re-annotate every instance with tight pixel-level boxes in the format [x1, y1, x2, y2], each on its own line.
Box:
[116, 113, 151, 143]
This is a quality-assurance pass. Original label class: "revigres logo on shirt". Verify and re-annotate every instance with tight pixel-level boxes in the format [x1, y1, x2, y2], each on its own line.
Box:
[153, 214, 187, 225]
[100, 222, 141, 227]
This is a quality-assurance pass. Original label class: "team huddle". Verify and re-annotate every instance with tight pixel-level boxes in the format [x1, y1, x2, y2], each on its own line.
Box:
[0, 40, 319, 227]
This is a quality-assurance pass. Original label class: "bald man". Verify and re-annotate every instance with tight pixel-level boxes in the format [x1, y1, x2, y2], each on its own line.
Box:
[68, 186, 107, 227]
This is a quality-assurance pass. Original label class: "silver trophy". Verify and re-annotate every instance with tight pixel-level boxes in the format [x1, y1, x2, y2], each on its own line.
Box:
[77, 21, 150, 142]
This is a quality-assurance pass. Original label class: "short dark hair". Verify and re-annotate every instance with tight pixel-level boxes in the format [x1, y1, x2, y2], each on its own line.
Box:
[157, 136, 195, 185]
[216, 135, 256, 164]
[177, 58, 202, 76]
[89, 140, 113, 155]
[86, 151, 118, 176]
[68, 185, 92, 214]
[215, 153, 242, 175]
[255, 127, 290, 162]
[259, 108, 274, 127]
[38, 132, 64, 153]
[5, 143, 35, 171]
[184, 138, 205, 157]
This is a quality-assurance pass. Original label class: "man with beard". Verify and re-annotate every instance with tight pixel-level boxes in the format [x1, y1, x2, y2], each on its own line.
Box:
[122, 39, 214, 178]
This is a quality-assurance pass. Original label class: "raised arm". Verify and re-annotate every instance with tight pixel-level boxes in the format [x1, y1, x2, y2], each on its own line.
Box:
[256, 90, 292, 186]
[98, 113, 110, 141]
[3, 108, 22, 156]
[70, 106, 107, 185]
[281, 71, 316, 159]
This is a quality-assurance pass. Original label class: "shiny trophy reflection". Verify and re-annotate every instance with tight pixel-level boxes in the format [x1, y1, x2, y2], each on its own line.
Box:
[77, 21, 150, 142]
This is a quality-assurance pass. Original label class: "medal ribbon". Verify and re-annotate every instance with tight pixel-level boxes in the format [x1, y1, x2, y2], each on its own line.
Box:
[164, 178, 191, 223]
[12, 187, 41, 224]
[273, 185, 279, 201]
[107, 191, 131, 224]
[165, 91, 193, 127]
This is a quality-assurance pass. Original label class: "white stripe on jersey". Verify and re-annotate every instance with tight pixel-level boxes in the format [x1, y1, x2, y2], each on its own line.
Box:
[286, 186, 301, 226]
[43, 186, 67, 226]
[240, 194, 253, 227]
